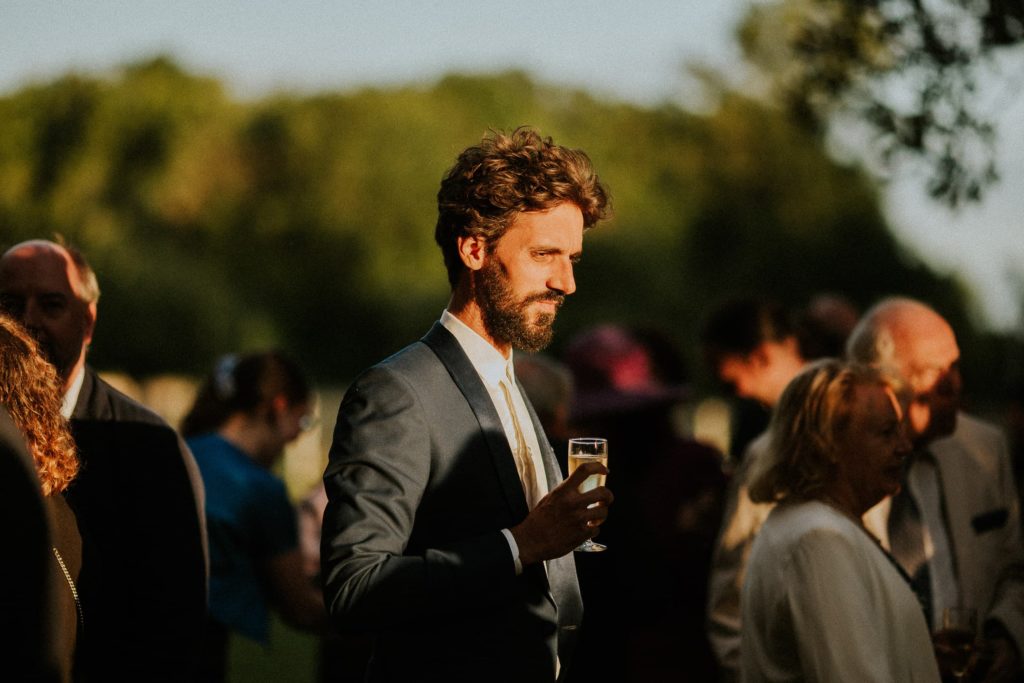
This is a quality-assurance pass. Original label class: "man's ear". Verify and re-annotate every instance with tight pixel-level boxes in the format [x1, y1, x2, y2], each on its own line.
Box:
[83, 302, 97, 347]
[750, 343, 772, 369]
[270, 394, 289, 416]
[457, 235, 487, 272]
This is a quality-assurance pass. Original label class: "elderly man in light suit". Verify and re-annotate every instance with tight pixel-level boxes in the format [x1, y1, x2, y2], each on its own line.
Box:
[849, 297, 1024, 682]
[321, 128, 614, 682]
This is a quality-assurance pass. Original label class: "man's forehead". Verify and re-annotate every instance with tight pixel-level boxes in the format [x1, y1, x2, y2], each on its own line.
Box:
[0, 244, 80, 295]
[900, 326, 959, 370]
[506, 204, 584, 244]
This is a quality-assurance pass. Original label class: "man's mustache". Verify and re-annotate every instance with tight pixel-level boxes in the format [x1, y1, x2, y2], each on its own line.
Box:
[521, 291, 565, 308]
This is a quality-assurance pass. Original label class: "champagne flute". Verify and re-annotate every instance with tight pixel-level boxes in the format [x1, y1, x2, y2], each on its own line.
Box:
[933, 606, 977, 681]
[568, 437, 608, 553]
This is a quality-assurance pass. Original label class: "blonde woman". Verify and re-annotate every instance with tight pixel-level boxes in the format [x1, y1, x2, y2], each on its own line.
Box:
[741, 359, 939, 682]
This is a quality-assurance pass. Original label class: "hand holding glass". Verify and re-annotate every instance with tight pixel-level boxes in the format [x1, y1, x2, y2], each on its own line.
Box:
[568, 437, 608, 553]
[933, 607, 978, 681]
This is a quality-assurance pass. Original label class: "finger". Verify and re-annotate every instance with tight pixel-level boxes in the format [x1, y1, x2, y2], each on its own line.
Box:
[578, 486, 614, 506]
[564, 461, 608, 486]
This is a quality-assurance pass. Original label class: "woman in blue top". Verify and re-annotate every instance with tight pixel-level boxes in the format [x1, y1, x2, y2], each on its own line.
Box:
[183, 351, 326, 682]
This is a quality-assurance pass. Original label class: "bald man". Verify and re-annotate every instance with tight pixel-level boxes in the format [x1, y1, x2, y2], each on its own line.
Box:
[849, 297, 1024, 682]
[1, 239, 208, 682]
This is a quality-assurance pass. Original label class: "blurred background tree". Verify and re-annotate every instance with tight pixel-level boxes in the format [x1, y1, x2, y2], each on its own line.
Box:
[736, 0, 1024, 206]
[0, 55, 1010, 404]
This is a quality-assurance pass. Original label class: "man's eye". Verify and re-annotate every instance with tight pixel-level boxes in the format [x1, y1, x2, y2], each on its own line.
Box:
[0, 295, 24, 314]
[40, 298, 67, 315]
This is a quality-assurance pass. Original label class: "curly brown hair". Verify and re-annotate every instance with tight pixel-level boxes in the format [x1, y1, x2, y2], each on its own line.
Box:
[0, 314, 79, 495]
[435, 126, 610, 287]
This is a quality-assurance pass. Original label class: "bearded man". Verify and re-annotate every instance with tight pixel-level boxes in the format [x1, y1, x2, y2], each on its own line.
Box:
[321, 128, 613, 683]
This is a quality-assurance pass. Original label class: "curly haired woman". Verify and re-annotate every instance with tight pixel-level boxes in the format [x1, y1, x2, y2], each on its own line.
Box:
[0, 314, 81, 681]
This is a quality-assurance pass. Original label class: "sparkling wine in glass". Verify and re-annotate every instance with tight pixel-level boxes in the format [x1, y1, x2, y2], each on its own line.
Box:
[568, 437, 608, 553]
[933, 607, 977, 681]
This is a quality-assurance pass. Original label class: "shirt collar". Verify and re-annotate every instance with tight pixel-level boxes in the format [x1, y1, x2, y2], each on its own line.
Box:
[440, 309, 514, 389]
[61, 365, 86, 419]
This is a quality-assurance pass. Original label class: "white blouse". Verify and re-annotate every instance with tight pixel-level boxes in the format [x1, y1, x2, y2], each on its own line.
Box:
[741, 500, 941, 682]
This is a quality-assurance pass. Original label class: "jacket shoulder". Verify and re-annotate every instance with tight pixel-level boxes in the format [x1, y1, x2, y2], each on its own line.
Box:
[955, 413, 1006, 445]
[77, 369, 174, 431]
[932, 412, 1010, 475]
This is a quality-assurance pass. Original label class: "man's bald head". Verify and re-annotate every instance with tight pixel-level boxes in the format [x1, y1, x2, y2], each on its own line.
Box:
[0, 240, 99, 391]
[846, 297, 961, 445]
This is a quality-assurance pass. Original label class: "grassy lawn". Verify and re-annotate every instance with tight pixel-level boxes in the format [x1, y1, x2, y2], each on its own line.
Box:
[228, 616, 319, 683]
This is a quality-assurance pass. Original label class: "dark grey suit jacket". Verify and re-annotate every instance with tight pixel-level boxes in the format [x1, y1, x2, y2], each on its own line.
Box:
[322, 323, 583, 682]
[68, 367, 208, 682]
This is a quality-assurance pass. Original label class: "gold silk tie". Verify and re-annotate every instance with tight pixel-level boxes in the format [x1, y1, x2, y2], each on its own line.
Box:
[500, 370, 540, 509]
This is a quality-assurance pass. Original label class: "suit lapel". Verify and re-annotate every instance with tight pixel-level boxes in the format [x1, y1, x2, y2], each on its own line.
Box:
[421, 323, 530, 520]
[930, 431, 973, 593]
[517, 369, 583, 633]
[423, 323, 583, 654]
[71, 366, 98, 421]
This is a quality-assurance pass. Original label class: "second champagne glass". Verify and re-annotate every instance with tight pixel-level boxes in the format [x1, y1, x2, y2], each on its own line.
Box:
[568, 437, 608, 552]
[933, 606, 978, 682]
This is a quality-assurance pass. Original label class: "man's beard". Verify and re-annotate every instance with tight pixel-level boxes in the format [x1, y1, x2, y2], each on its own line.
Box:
[477, 259, 564, 353]
[32, 333, 76, 386]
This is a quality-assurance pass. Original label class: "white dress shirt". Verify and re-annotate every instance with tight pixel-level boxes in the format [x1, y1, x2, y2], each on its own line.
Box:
[440, 310, 550, 573]
[60, 365, 85, 419]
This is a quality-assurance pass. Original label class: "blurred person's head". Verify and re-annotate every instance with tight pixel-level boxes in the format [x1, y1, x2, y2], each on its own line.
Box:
[514, 353, 574, 443]
[628, 326, 690, 386]
[0, 239, 99, 393]
[566, 324, 658, 395]
[564, 324, 688, 423]
[748, 359, 910, 516]
[701, 297, 806, 407]
[437, 128, 609, 355]
[796, 293, 860, 360]
[182, 351, 312, 467]
[0, 314, 79, 496]
[846, 297, 961, 447]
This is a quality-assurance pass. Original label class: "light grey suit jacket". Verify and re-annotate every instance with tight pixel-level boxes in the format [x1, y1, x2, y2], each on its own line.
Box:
[321, 323, 582, 682]
[864, 413, 1024, 654]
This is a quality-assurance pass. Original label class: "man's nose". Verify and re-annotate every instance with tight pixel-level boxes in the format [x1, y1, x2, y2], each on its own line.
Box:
[550, 259, 576, 296]
[935, 366, 962, 398]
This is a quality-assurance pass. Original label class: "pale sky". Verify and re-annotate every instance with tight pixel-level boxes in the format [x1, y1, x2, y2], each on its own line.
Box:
[3, 0, 1022, 329]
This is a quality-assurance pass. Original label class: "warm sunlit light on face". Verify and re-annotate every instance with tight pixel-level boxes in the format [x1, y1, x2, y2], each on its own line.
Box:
[478, 203, 584, 353]
[835, 382, 912, 512]
[898, 319, 961, 444]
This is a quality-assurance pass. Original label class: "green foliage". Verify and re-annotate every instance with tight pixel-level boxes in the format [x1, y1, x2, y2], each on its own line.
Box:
[0, 57, 984, 390]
